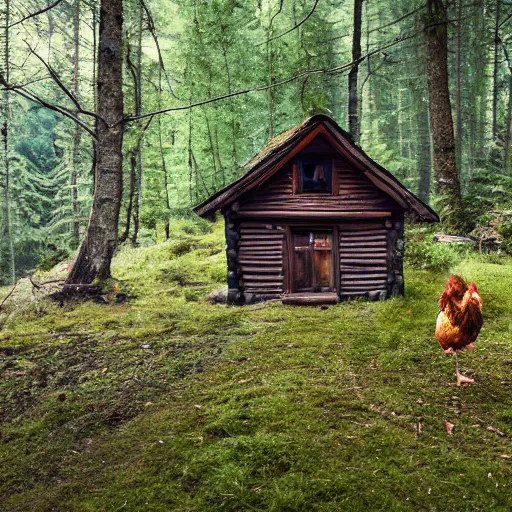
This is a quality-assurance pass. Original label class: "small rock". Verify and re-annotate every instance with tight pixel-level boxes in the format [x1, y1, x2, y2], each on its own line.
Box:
[207, 287, 228, 304]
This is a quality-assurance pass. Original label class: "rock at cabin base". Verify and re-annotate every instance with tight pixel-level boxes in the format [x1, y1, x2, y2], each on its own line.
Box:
[207, 287, 228, 304]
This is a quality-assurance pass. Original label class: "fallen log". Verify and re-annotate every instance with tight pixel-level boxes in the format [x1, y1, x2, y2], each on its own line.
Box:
[432, 234, 476, 244]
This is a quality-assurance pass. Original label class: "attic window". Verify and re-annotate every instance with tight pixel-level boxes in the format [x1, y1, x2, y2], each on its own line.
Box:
[297, 159, 332, 193]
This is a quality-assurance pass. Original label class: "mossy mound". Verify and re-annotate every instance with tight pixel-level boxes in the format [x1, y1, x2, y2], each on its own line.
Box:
[1, 221, 511, 511]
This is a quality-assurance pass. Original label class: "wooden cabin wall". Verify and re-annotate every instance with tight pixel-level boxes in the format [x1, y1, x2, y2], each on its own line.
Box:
[227, 215, 404, 304]
[338, 220, 389, 299]
[337, 215, 404, 299]
[237, 221, 285, 304]
[237, 156, 399, 216]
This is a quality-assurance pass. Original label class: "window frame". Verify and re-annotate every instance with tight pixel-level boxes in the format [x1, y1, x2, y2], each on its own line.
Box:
[293, 157, 335, 195]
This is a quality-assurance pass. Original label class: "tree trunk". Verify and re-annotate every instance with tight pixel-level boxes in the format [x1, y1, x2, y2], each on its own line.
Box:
[1, 0, 15, 284]
[221, 45, 238, 172]
[492, 0, 501, 141]
[417, 100, 432, 203]
[503, 45, 512, 174]
[158, 68, 171, 240]
[203, 108, 217, 187]
[214, 126, 225, 187]
[91, 0, 98, 191]
[505, 74, 512, 174]
[348, 0, 363, 142]
[455, 0, 463, 173]
[424, 0, 461, 208]
[118, 150, 135, 244]
[66, 0, 124, 285]
[188, 100, 193, 205]
[266, 24, 274, 139]
[71, 0, 81, 248]
[130, 3, 143, 246]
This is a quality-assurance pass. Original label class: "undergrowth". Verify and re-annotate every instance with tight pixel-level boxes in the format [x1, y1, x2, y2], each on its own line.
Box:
[0, 220, 511, 512]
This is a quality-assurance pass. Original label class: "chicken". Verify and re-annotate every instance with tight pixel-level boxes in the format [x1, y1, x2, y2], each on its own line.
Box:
[435, 275, 483, 385]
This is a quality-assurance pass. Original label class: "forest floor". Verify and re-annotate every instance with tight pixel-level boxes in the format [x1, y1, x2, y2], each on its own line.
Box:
[0, 221, 511, 512]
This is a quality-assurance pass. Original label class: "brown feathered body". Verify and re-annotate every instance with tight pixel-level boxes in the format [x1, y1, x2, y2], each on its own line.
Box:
[435, 275, 483, 351]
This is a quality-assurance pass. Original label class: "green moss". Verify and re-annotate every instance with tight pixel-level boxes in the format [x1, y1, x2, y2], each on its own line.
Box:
[1, 221, 511, 511]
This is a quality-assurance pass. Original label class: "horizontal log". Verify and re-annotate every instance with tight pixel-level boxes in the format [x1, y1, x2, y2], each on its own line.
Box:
[240, 229, 284, 235]
[244, 283, 283, 289]
[238, 211, 392, 219]
[341, 283, 387, 291]
[336, 176, 367, 182]
[241, 235, 284, 241]
[239, 249, 283, 255]
[340, 290, 387, 296]
[340, 259, 387, 265]
[340, 242, 386, 252]
[239, 252, 283, 257]
[239, 249, 282, 254]
[433, 234, 475, 244]
[266, 182, 292, 188]
[340, 266, 388, 272]
[240, 266, 283, 273]
[337, 226, 386, 232]
[239, 258, 282, 264]
[341, 279, 388, 286]
[339, 252, 387, 258]
[240, 240, 284, 247]
[339, 240, 387, 246]
[244, 286, 283, 291]
[340, 235, 387, 245]
[341, 273, 388, 279]
[242, 193, 384, 202]
[339, 291, 385, 297]
[239, 204, 392, 212]
[340, 251, 387, 257]
[244, 290, 282, 300]
[262, 190, 293, 196]
[243, 274, 284, 281]
[240, 222, 285, 230]
[241, 197, 392, 205]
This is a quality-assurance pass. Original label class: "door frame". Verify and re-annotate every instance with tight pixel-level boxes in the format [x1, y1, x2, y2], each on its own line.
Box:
[284, 224, 339, 295]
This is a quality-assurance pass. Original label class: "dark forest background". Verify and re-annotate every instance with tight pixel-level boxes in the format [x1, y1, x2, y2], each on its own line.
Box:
[1, 0, 512, 284]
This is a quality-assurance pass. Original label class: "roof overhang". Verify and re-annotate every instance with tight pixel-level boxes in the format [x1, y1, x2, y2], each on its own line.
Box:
[193, 114, 439, 223]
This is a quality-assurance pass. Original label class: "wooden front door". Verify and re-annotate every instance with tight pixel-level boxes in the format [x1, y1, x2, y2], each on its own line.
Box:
[293, 230, 334, 292]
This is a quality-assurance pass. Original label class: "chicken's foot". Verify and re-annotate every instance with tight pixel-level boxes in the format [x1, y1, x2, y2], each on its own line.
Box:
[454, 351, 474, 386]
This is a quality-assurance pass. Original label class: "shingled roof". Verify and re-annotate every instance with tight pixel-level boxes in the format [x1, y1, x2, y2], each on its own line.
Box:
[193, 114, 439, 222]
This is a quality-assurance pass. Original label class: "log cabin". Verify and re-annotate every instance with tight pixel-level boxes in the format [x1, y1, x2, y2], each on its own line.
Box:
[194, 115, 439, 305]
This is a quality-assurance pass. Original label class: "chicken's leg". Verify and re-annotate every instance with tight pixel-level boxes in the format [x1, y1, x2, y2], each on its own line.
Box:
[454, 351, 474, 386]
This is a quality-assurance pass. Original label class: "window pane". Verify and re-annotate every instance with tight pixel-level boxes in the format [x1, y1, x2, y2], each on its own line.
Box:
[314, 234, 331, 248]
[300, 160, 332, 193]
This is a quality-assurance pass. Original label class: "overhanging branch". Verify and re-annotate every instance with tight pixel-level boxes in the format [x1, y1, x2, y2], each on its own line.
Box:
[124, 33, 417, 123]
[0, 74, 97, 138]
[9, 0, 66, 28]
[255, 0, 320, 47]
[24, 41, 102, 122]
[368, 6, 425, 34]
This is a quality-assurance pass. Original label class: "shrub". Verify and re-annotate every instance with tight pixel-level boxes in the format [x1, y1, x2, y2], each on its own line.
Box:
[405, 238, 469, 271]
[168, 239, 194, 258]
[160, 265, 197, 286]
[36, 248, 70, 272]
[495, 214, 512, 255]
